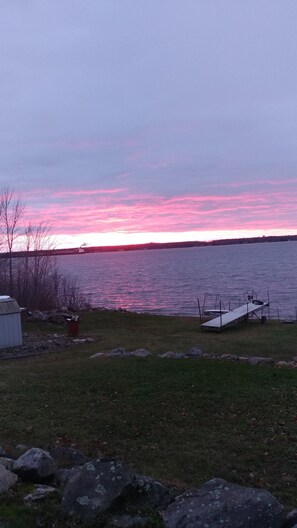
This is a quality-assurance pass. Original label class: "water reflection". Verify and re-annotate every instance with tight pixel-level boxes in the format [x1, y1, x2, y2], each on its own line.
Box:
[57, 242, 297, 319]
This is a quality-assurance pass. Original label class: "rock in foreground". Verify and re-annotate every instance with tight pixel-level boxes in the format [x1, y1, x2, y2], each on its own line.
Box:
[161, 478, 284, 528]
[62, 459, 135, 521]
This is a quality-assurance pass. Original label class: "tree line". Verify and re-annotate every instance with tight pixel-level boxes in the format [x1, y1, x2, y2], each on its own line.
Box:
[0, 187, 85, 310]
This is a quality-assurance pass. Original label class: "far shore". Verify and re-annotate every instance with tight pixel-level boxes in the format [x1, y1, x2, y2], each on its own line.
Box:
[1, 233, 297, 259]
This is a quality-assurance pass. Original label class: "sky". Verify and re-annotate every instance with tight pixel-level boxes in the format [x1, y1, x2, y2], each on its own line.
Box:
[1, 0, 297, 248]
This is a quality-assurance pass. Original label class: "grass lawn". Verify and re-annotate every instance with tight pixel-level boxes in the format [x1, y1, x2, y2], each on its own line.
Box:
[1, 310, 297, 523]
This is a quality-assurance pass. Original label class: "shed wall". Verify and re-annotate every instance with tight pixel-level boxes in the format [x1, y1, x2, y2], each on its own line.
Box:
[0, 313, 22, 348]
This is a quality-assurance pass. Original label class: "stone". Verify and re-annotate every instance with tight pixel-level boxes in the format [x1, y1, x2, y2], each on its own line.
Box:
[86, 338, 96, 343]
[127, 474, 175, 509]
[49, 446, 90, 469]
[276, 361, 295, 368]
[111, 514, 150, 528]
[23, 484, 58, 503]
[28, 310, 49, 322]
[161, 478, 284, 528]
[15, 444, 29, 454]
[0, 448, 6, 457]
[130, 349, 152, 358]
[108, 347, 126, 356]
[283, 509, 297, 528]
[13, 448, 55, 483]
[61, 458, 135, 521]
[248, 356, 274, 366]
[0, 464, 18, 494]
[187, 347, 203, 357]
[48, 313, 66, 325]
[159, 351, 184, 359]
[90, 352, 106, 358]
[0, 458, 14, 471]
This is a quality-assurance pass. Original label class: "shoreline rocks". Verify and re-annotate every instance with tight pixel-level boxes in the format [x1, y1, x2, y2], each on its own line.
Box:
[89, 346, 297, 369]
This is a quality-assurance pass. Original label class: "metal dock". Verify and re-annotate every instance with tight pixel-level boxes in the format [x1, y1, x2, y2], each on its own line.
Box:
[201, 300, 269, 331]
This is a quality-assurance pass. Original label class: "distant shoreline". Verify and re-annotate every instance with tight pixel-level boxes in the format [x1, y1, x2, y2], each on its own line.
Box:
[1, 234, 297, 259]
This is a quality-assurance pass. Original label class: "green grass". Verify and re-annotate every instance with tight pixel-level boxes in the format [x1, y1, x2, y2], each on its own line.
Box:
[25, 309, 297, 360]
[2, 310, 297, 525]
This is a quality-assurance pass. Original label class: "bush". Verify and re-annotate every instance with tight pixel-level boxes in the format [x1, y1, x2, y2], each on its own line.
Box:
[0, 255, 86, 310]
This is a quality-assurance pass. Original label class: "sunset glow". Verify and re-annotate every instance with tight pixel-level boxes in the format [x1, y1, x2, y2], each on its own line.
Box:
[22, 180, 297, 248]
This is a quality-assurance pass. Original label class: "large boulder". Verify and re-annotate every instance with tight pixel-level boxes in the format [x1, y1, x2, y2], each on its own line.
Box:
[13, 448, 55, 482]
[161, 478, 284, 528]
[0, 464, 18, 494]
[61, 459, 135, 521]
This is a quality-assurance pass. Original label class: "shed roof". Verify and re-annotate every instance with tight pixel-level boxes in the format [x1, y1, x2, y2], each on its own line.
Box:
[0, 297, 21, 315]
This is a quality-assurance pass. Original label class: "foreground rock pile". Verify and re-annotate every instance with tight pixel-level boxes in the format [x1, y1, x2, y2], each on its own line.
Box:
[0, 445, 296, 527]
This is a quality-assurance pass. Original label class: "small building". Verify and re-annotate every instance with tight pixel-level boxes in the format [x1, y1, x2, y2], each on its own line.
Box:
[0, 295, 22, 348]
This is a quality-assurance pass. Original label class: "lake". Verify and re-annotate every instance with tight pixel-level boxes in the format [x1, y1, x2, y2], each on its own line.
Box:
[57, 241, 297, 320]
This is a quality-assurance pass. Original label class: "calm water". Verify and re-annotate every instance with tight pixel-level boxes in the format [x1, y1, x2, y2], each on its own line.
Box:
[57, 241, 297, 320]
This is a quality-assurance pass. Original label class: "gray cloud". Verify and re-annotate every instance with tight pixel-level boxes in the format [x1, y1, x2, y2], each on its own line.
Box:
[0, 0, 297, 238]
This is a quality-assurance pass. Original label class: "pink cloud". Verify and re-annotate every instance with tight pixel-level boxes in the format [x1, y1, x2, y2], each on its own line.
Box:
[25, 185, 297, 238]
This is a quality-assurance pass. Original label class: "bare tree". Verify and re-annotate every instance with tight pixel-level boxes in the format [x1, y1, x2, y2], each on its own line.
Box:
[0, 187, 25, 294]
[0, 188, 85, 310]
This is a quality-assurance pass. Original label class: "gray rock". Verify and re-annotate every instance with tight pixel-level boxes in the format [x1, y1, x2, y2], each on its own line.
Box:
[111, 514, 150, 528]
[161, 478, 284, 528]
[248, 356, 274, 366]
[276, 361, 295, 368]
[127, 474, 175, 509]
[23, 484, 58, 503]
[108, 347, 126, 356]
[90, 352, 106, 358]
[29, 310, 49, 322]
[62, 459, 135, 521]
[13, 448, 55, 482]
[0, 448, 6, 457]
[15, 444, 29, 454]
[187, 347, 203, 357]
[86, 337, 96, 343]
[159, 351, 175, 359]
[283, 509, 297, 528]
[130, 349, 152, 358]
[0, 458, 14, 471]
[159, 351, 184, 359]
[0, 464, 18, 494]
[49, 446, 90, 469]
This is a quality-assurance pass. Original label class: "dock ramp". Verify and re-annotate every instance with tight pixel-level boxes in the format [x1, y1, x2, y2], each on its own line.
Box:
[201, 300, 269, 331]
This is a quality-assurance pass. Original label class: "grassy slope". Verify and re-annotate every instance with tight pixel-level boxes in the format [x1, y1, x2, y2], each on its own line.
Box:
[1, 311, 297, 518]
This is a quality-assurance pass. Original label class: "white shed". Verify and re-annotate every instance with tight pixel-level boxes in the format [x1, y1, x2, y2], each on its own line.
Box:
[0, 295, 22, 348]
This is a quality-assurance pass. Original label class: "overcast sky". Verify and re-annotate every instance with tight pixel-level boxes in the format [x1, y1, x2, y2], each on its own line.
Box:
[1, 0, 297, 246]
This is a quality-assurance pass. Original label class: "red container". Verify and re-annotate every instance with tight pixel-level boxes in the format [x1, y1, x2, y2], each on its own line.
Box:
[67, 317, 79, 337]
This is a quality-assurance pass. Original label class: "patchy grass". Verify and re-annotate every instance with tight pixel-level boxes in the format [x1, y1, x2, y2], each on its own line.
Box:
[1, 310, 297, 525]
[24, 309, 297, 360]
